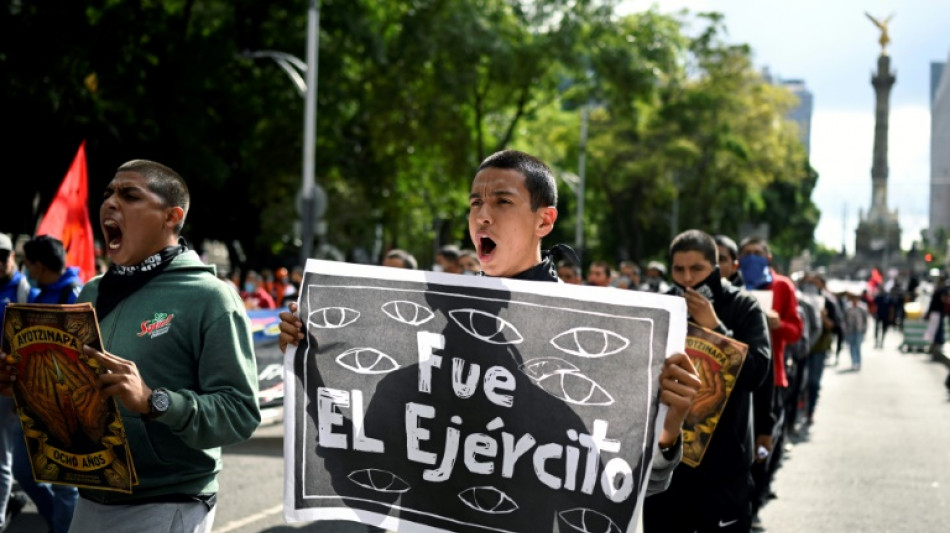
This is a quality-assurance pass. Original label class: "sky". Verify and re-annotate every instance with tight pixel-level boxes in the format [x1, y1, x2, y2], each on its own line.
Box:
[621, 0, 950, 253]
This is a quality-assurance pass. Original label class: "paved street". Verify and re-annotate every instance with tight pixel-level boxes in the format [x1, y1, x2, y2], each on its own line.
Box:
[7, 332, 950, 532]
[758, 333, 950, 533]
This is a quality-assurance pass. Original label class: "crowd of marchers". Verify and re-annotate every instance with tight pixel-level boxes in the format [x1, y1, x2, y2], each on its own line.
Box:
[350, 226, 945, 533]
[2, 149, 948, 533]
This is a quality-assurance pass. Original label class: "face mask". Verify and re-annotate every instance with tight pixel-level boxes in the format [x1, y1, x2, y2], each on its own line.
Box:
[801, 283, 819, 295]
[432, 265, 444, 273]
[244, 282, 256, 293]
[671, 266, 722, 304]
[739, 255, 772, 290]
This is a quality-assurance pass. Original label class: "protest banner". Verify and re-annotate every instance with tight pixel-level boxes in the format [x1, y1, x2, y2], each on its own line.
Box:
[248, 308, 287, 411]
[681, 323, 748, 467]
[1, 303, 138, 493]
[284, 260, 686, 533]
[748, 290, 773, 313]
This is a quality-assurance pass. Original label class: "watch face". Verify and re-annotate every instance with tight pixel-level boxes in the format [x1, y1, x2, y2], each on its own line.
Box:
[151, 390, 170, 412]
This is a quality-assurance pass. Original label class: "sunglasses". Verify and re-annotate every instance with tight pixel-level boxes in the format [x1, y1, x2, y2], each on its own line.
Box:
[0, 251, 10, 264]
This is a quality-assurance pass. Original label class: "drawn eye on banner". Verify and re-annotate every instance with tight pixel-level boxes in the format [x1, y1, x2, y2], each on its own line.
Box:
[283, 260, 686, 533]
[448, 309, 524, 345]
[308, 307, 361, 329]
[335, 348, 401, 375]
[347, 468, 411, 494]
[382, 300, 435, 326]
[550, 327, 630, 358]
[457, 486, 520, 514]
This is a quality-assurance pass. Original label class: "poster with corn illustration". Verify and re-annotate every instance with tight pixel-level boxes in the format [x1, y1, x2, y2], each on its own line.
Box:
[2, 302, 137, 493]
[681, 323, 748, 467]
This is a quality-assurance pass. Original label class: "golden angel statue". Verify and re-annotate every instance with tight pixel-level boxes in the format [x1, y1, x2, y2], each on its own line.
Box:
[865, 12, 894, 54]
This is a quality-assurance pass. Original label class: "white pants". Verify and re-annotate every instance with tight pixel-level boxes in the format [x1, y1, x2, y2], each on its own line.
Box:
[68, 497, 215, 533]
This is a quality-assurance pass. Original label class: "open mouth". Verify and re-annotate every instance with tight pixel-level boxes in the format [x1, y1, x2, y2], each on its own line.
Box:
[104, 220, 123, 251]
[479, 237, 496, 256]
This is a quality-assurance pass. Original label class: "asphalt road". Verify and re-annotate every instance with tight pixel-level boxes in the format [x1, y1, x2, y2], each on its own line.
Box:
[8, 332, 950, 532]
[757, 332, 950, 533]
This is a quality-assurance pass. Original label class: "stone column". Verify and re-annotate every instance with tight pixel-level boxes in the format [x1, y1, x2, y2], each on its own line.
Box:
[871, 54, 896, 217]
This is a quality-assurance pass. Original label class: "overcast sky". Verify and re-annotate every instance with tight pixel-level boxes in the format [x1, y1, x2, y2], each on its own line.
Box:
[621, 0, 950, 252]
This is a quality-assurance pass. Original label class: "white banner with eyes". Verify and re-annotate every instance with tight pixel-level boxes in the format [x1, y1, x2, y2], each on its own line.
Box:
[284, 260, 686, 533]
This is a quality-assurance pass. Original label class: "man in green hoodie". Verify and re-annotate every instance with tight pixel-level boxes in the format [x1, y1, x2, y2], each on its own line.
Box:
[3, 160, 261, 532]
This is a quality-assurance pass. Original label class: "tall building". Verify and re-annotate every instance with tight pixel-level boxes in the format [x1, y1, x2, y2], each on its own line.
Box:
[779, 79, 814, 157]
[762, 69, 814, 157]
[931, 53, 950, 238]
[932, 62, 945, 104]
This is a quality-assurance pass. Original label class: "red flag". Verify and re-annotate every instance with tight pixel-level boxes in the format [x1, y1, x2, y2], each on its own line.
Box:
[867, 267, 883, 291]
[36, 142, 97, 282]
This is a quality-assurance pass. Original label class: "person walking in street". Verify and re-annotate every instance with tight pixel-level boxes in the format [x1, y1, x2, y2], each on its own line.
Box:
[843, 290, 870, 371]
[873, 286, 896, 349]
[381, 249, 418, 270]
[277, 149, 702, 500]
[925, 274, 949, 362]
[714, 234, 743, 288]
[644, 229, 772, 533]
[15, 235, 82, 532]
[0, 233, 32, 530]
[2, 160, 261, 533]
[586, 260, 612, 287]
[433, 244, 463, 274]
[801, 273, 839, 425]
[22, 235, 82, 304]
[640, 261, 671, 293]
[737, 236, 802, 531]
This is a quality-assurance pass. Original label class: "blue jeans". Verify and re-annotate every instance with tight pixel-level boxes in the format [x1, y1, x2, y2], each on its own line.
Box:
[13, 423, 77, 533]
[0, 397, 16, 529]
[806, 351, 827, 417]
[846, 331, 864, 367]
[69, 499, 215, 533]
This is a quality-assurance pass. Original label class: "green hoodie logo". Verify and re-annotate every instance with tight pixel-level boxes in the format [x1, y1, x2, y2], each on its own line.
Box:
[138, 312, 175, 338]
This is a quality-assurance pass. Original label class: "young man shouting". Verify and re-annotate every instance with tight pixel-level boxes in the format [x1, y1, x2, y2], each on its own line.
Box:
[3, 160, 260, 532]
[280, 150, 700, 495]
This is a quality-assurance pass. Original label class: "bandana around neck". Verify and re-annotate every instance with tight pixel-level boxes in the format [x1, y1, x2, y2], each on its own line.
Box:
[670, 266, 724, 310]
[480, 244, 580, 283]
[95, 242, 188, 319]
[739, 254, 773, 290]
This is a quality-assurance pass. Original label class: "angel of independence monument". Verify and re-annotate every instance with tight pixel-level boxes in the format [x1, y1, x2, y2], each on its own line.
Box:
[855, 13, 902, 263]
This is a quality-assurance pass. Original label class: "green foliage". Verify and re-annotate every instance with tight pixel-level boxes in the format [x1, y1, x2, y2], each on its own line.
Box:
[809, 241, 843, 267]
[2, 1, 821, 271]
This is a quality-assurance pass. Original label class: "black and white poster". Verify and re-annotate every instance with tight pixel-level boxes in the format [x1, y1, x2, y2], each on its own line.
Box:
[284, 260, 687, 533]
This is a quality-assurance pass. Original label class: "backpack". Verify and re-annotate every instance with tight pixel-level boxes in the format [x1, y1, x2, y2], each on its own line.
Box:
[786, 305, 812, 361]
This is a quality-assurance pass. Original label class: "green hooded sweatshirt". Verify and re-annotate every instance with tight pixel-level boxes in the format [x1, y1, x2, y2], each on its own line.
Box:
[77, 250, 260, 503]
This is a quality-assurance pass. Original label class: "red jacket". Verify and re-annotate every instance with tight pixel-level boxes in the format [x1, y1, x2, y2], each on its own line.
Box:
[242, 286, 276, 310]
[768, 271, 803, 387]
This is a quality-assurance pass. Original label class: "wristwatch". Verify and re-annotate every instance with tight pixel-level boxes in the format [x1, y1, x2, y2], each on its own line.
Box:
[148, 388, 171, 418]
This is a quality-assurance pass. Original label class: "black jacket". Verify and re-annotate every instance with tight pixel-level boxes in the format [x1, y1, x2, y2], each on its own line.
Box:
[675, 282, 772, 482]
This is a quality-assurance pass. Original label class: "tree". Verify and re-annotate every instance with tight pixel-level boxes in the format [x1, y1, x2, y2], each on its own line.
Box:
[2, 2, 821, 272]
[520, 11, 814, 265]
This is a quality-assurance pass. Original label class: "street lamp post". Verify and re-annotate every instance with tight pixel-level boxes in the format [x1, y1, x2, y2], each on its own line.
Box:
[301, 0, 320, 265]
[575, 105, 588, 266]
[241, 0, 321, 266]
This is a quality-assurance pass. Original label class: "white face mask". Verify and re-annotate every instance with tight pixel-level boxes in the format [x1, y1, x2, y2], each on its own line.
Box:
[801, 283, 819, 295]
[432, 265, 444, 273]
